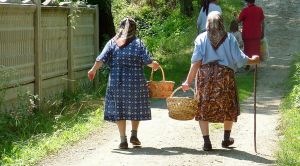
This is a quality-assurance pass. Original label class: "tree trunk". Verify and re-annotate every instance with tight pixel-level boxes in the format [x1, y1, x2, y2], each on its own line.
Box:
[179, 0, 193, 17]
[87, 0, 115, 48]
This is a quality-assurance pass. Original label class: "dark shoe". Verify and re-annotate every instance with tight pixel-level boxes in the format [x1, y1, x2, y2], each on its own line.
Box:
[130, 136, 141, 145]
[119, 142, 128, 149]
[202, 143, 212, 151]
[222, 138, 234, 148]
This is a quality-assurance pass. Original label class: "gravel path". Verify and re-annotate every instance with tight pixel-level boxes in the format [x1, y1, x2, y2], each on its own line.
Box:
[38, 0, 300, 165]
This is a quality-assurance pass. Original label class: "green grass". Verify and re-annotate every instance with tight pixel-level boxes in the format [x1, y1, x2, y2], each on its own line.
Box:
[236, 73, 254, 101]
[1, 109, 103, 165]
[277, 53, 300, 166]
[0, 86, 104, 166]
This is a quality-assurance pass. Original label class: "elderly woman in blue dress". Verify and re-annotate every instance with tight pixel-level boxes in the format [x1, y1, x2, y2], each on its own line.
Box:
[88, 17, 159, 149]
[182, 11, 260, 151]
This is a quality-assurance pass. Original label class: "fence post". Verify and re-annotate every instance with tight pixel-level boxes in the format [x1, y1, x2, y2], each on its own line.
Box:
[34, 0, 42, 106]
[67, 6, 74, 92]
[93, 5, 100, 87]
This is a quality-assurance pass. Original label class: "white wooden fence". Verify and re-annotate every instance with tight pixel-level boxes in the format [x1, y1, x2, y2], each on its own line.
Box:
[0, 1, 99, 110]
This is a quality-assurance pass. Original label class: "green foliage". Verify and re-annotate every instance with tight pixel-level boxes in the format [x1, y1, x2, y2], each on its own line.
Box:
[69, 2, 82, 29]
[0, 66, 38, 129]
[219, 0, 244, 31]
[140, 8, 195, 84]
[112, 0, 195, 85]
[6, 91, 38, 129]
[236, 73, 254, 101]
[277, 53, 300, 166]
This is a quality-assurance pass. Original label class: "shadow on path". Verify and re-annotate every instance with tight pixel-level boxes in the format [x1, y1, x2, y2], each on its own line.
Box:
[112, 146, 274, 164]
[150, 99, 167, 109]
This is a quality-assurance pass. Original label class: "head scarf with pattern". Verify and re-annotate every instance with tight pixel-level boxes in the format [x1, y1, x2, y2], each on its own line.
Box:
[206, 11, 228, 50]
[114, 17, 137, 48]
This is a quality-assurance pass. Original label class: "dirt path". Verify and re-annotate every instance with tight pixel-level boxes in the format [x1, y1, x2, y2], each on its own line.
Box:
[38, 0, 300, 165]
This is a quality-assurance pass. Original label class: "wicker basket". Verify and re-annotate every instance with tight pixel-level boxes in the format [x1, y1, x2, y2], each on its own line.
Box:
[166, 86, 198, 120]
[148, 66, 175, 98]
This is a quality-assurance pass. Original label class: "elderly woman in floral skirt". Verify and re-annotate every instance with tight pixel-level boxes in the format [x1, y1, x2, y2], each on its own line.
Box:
[182, 11, 260, 151]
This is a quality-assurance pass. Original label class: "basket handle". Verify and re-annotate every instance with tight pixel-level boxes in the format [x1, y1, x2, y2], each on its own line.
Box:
[170, 86, 195, 97]
[150, 65, 166, 81]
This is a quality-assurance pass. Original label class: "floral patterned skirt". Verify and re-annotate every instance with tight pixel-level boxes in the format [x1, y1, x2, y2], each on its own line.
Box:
[195, 62, 240, 123]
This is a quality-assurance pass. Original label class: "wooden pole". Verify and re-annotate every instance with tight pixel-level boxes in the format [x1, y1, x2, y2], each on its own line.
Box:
[94, 5, 99, 55]
[93, 5, 100, 88]
[254, 64, 257, 153]
[34, 0, 42, 106]
[67, 6, 74, 92]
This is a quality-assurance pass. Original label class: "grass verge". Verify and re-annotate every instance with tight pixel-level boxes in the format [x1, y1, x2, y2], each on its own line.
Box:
[276, 53, 300, 166]
[0, 86, 104, 166]
[236, 72, 254, 101]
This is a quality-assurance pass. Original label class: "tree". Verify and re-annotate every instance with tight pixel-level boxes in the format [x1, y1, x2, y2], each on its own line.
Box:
[179, 0, 193, 17]
[87, 0, 115, 48]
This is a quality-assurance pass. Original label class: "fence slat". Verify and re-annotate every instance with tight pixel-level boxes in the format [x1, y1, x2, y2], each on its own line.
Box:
[34, 0, 42, 105]
[93, 5, 100, 88]
[67, 6, 74, 92]
[0, 4, 98, 111]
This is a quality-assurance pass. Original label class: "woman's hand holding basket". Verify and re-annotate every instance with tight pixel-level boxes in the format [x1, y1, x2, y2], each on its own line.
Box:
[152, 61, 160, 71]
[182, 81, 190, 92]
[147, 64, 175, 98]
[166, 86, 198, 120]
[148, 60, 160, 71]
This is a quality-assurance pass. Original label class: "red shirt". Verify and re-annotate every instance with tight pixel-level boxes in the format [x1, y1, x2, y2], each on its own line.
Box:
[238, 4, 264, 40]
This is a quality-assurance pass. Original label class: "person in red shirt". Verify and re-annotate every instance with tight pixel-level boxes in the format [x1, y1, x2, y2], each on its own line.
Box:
[238, 0, 264, 60]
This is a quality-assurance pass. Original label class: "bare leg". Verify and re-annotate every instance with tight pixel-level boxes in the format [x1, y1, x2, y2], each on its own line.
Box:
[116, 120, 126, 137]
[199, 120, 209, 136]
[224, 121, 233, 130]
[131, 120, 139, 131]
[116, 120, 128, 149]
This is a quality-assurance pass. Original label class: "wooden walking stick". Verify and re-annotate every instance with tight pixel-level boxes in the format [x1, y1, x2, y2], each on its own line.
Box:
[254, 64, 258, 153]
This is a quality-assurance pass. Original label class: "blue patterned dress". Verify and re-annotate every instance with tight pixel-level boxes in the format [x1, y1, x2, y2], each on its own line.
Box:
[96, 38, 153, 122]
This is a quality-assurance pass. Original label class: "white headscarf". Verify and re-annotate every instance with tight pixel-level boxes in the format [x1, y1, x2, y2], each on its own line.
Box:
[206, 11, 227, 50]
